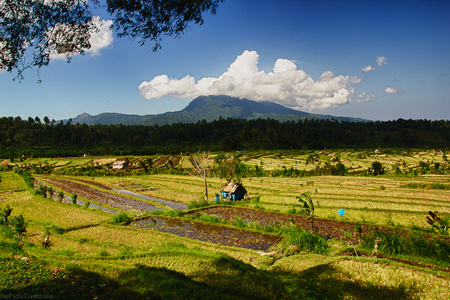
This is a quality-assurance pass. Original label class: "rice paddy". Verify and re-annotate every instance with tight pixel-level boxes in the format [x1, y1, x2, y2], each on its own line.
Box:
[1, 150, 450, 299]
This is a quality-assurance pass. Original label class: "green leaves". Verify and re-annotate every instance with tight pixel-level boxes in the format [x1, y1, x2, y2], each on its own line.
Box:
[296, 192, 314, 217]
[1, 0, 95, 79]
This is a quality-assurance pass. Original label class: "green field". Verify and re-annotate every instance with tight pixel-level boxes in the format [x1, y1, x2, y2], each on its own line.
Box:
[1, 150, 450, 299]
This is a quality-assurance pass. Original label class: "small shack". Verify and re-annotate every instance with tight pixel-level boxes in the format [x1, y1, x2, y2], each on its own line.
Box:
[221, 182, 247, 201]
[112, 158, 130, 170]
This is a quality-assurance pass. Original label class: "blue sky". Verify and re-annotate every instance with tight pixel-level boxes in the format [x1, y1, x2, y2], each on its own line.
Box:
[1, 0, 449, 121]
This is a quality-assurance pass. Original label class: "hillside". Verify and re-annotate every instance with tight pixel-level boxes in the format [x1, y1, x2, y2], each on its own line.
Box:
[68, 95, 368, 125]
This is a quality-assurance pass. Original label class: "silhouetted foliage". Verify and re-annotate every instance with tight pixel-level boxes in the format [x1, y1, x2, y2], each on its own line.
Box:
[1, 0, 223, 79]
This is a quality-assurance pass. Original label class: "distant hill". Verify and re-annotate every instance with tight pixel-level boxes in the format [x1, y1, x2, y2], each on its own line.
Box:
[68, 95, 369, 125]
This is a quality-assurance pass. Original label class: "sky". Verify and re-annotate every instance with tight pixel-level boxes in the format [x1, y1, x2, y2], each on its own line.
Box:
[1, 0, 449, 122]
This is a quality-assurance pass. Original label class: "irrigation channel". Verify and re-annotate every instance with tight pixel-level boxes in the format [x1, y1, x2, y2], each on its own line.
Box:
[36, 177, 281, 251]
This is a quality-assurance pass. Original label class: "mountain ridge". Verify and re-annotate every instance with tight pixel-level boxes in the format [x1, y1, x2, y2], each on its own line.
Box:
[68, 95, 369, 125]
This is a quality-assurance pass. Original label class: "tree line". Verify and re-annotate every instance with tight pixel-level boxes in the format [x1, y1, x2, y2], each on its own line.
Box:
[1, 116, 449, 159]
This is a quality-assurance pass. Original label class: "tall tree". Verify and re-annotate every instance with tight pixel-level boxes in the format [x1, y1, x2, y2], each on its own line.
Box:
[185, 152, 211, 200]
[1, 0, 223, 79]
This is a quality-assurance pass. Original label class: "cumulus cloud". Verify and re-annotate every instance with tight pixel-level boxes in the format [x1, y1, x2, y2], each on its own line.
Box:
[50, 17, 113, 60]
[385, 87, 402, 94]
[362, 65, 375, 72]
[357, 92, 376, 103]
[139, 50, 362, 111]
[86, 18, 113, 56]
[376, 56, 387, 67]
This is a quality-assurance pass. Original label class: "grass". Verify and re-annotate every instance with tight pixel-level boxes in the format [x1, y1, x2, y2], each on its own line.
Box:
[2, 149, 450, 299]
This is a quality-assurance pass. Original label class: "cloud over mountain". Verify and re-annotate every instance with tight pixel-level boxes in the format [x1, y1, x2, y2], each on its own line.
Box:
[139, 50, 362, 111]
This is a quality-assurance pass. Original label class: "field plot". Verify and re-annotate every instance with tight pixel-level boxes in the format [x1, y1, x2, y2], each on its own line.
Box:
[243, 150, 447, 174]
[2, 150, 450, 299]
[79, 173, 450, 230]
[40, 171, 450, 231]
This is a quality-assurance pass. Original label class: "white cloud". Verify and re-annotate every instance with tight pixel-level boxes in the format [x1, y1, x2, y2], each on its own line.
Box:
[357, 92, 376, 103]
[362, 65, 375, 72]
[139, 50, 362, 111]
[376, 56, 387, 67]
[86, 18, 113, 56]
[50, 17, 113, 60]
[385, 87, 401, 94]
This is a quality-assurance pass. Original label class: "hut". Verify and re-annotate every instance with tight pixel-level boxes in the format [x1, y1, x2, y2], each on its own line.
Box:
[221, 182, 247, 201]
[112, 158, 130, 170]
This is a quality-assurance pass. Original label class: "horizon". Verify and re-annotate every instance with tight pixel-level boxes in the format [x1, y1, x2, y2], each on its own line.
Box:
[1, 0, 449, 122]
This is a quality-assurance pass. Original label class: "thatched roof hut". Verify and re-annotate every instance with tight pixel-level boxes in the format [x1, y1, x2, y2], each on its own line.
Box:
[221, 182, 247, 201]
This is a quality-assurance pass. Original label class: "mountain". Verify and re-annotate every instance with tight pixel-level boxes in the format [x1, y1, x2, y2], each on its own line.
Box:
[68, 95, 369, 125]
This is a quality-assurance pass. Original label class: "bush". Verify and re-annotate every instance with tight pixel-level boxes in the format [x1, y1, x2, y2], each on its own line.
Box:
[199, 213, 223, 224]
[35, 184, 47, 197]
[108, 212, 131, 224]
[71, 193, 77, 204]
[370, 161, 384, 175]
[232, 216, 247, 228]
[279, 226, 328, 254]
[58, 191, 64, 202]
[362, 229, 450, 261]
[1, 204, 13, 225]
[47, 186, 54, 198]
[187, 198, 211, 209]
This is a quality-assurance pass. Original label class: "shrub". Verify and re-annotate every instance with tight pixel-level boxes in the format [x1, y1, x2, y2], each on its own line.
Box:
[370, 161, 384, 175]
[47, 186, 54, 198]
[35, 184, 47, 197]
[1, 204, 13, 225]
[232, 216, 247, 228]
[362, 229, 450, 261]
[71, 193, 77, 204]
[296, 192, 314, 216]
[335, 162, 346, 175]
[108, 212, 131, 224]
[280, 226, 328, 254]
[42, 229, 52, 249]
[58, 191, 64, 202]
[187, 198, 210, 209]
[199, 213, 222, 224]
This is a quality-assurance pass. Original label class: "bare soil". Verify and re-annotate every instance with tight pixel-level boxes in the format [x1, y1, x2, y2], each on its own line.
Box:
[193, 206, 367, 244]
[151, 157, 168, 168]
[37, 177, 161, 213]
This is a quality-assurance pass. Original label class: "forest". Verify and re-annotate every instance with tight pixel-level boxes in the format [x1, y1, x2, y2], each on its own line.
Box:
[1, 116, 449, 159]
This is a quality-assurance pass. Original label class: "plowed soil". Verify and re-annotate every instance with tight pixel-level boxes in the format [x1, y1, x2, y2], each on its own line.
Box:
[192, 206, 367, 244]
[37, 177, 162, 213]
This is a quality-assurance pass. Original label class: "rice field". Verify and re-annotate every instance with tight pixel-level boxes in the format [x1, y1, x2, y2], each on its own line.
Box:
[2, 150, 450, 299]
[80, 172, 450, 231]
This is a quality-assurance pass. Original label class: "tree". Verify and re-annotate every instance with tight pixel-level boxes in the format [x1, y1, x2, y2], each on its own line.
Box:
[371, 161, 384, 175]
[185, 152, 211, 200]
[212, 152, 227, 197]
[1, 0, 223, 79]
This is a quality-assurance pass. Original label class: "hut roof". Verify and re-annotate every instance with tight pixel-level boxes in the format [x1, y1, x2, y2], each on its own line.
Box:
[114, 158, 129, 162]
[221, 182, 247, 194]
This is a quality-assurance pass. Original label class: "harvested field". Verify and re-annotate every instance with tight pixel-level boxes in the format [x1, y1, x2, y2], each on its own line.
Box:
[36, 177, 162, 213]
